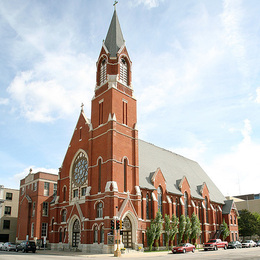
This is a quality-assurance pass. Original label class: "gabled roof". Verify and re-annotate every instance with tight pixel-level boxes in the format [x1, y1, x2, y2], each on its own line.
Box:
[138, 140, 226, 204]
[104, 9, 125, 57]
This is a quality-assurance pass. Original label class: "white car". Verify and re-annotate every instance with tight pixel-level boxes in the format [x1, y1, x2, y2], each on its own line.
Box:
[242, 240, 257, 248]
[0, 242, 5, 250]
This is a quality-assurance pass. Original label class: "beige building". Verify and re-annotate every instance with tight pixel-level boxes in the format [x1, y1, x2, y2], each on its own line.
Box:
[226, 194, 260, 214]
[0, 185, 19, 242]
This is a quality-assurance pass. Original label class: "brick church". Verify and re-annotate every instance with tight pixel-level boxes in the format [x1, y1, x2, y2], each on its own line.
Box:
[16, 8, 239, 253]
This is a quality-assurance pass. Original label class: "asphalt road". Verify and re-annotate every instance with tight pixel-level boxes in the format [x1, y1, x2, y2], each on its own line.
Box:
[0, 247, 260, 260]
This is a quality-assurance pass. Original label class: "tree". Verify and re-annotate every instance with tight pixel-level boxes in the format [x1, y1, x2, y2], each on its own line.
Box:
[183, 216, 192, 242]
[164, 214, 171, 249]
[146, 220, 156, 251]
[221, 219, 230, 240]
[178, 215, 186, 244]
[190, 212, 201, 246]
[238, 209, 258, 237]
[252, 212, 260, 236]
[154, 211, 163, 249]
[169, 214, 179, 248]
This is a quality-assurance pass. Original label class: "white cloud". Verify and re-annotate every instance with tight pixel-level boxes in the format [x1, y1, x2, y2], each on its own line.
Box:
[131, 0, 164, 9]
[203, 119, 260, 196]
[256, 87, 260, 103]
[0, 98, 9, 105]
[7, 53, 95, 122]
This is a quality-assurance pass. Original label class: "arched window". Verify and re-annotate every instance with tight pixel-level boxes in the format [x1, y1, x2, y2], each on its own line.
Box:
[51, 218, 54, 231]
[94, 226, 98, 243]
[97, 202, 103, 218]
[215, 208, 218, 224]
[176, 198, 179, 217]
[120, 58, 128, 85]
[200, 202, 204, 223]
[184, 192, 188, 217]
[179, 197, 182, 216]
[146, 193, 150, 219]
[205, 197, 209, 223]
[157, 186, 162, 214]
[141, 193, 143, 219]
[59, 228, 62, 243]
[100, 58, 107, 85]
[62, 209, 66, 222]
[98, 159, 102, 192]
[151, 192, 154, 219]
[100, 226, 104, 243]
[63, 186, 66, 202]
[124, 158, 127, 192]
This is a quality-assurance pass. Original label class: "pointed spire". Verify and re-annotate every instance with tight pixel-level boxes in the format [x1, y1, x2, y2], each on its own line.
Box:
[104, 9, 125, 57]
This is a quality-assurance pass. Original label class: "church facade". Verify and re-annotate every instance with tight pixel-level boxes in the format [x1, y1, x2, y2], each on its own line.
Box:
[17, 9, 239, 253]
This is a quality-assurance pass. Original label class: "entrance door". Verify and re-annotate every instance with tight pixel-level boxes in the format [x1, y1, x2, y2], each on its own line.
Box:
[122, 216, 132, 248]
[72, 219, 80, 247]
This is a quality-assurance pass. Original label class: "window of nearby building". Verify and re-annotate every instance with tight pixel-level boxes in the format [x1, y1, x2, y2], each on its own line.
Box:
[53, 184, 57, 196]
[62, 210, 66, 223]
[32, 202, 36, 217]
[42, 202, 48, 216]
[81, 187, 87, 197]
[41, 223, 47, 237]
[73, 189, 78, 198]
[31, 223, 34, 238]
[120, 58, 128, 85]
[21, 187, 24, 195]
[254, 194, 260, 200]
[33, 182, 37, 191]
[4, 206, 11, 215]
[100, 58, 107, 85]
[6, 192, 12, 200]
[184, 192, 188, 217]
[146, 193, 150, 219]
[97, 202, 103, 218]
[100, 226, 104, 243]
[157, 186, 162, 214]
[94, 226, 98, 243]
[3, 220, 10, 229]
[44, 182, 49, 196]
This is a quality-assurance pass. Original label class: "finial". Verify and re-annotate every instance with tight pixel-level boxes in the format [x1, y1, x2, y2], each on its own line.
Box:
[81, 103, 84, 112]
[113, 0, 118, 10]
[29, 168, 32, 174]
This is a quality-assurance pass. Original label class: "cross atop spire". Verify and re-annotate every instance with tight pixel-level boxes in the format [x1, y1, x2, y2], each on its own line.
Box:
[113, 1, 118, 10]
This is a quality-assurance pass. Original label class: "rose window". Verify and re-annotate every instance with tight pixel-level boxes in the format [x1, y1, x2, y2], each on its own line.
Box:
[72, 152, 88, 187]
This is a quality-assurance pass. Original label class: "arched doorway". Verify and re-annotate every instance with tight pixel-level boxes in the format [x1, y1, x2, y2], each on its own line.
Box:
[122, 216, 132, 248]
[72, 219, 80, 247]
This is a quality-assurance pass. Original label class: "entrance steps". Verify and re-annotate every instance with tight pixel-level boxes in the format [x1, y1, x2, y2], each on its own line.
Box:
[123, 248, 142, 254]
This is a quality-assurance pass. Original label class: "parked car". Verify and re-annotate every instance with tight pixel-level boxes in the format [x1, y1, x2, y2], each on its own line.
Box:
[16, 241, 36, 253]
[242, 240, 257, 248]
[2, 242, 16, 251]
[172, 243, 195, 253]
[227, 241, 242, 249]
[256, 241, 260, 247]
[203, 239, 228, 251]
[0, 242, 5, 250]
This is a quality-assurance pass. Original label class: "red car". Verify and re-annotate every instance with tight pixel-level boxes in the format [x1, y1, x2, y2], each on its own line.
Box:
[172, 243, 195, 253]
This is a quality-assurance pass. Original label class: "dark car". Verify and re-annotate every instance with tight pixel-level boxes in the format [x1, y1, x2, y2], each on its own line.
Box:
[256, 241, 260, 247]
[16, 241, 36, 253]
[172, 243, 196, 253]
[227, 241, 242, 249]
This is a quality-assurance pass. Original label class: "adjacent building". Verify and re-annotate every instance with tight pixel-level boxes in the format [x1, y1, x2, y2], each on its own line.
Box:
[16, 170, 58, 245]
[0, 185, 19, 242]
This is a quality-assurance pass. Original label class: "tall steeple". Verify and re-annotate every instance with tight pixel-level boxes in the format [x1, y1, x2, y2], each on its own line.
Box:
[104, 9, 125, 57]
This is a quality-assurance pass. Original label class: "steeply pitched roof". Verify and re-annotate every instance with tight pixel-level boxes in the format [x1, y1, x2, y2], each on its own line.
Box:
[104, 10, 125, 57]
[138, 140, 226, 204]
